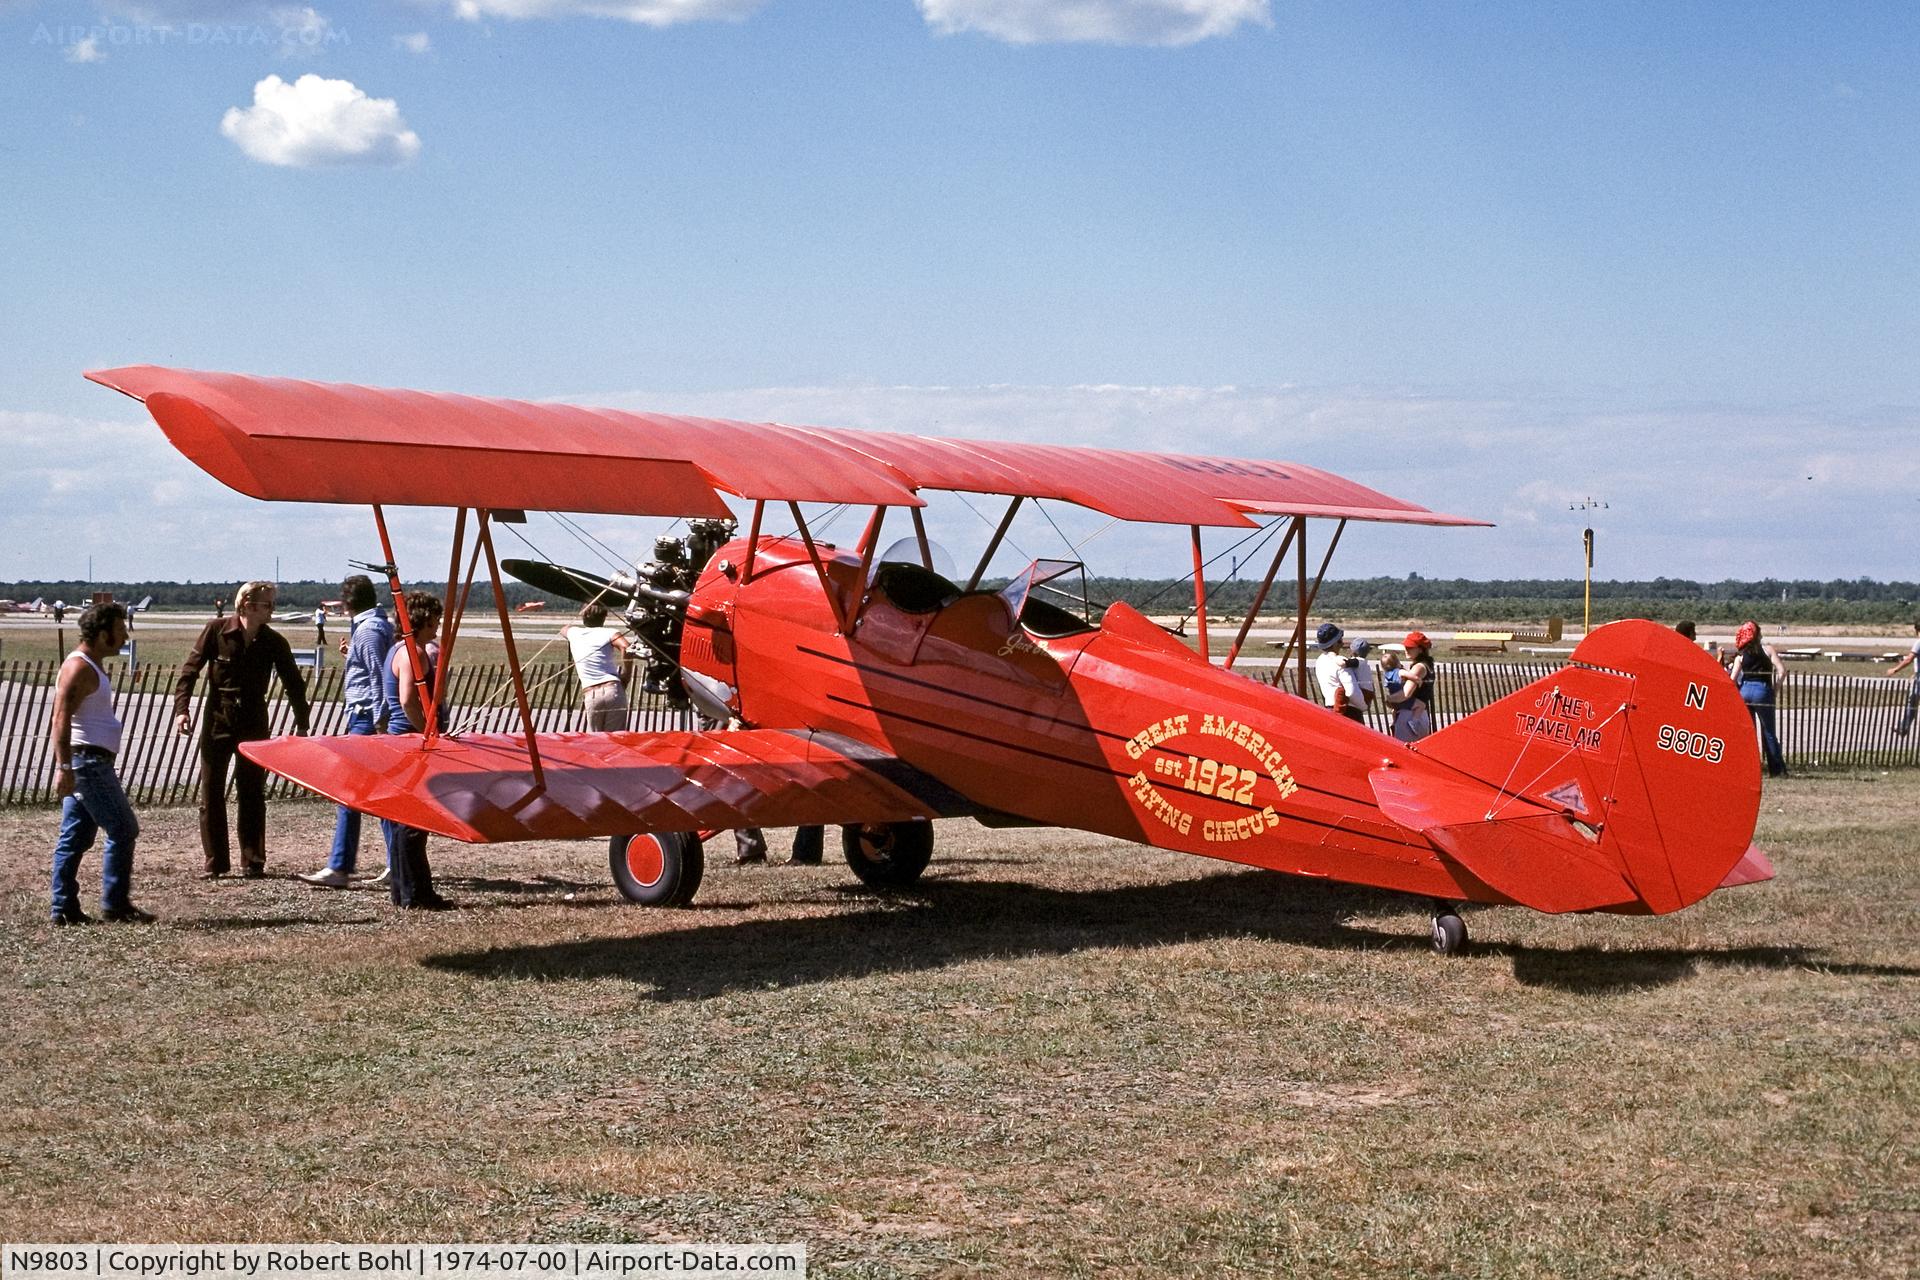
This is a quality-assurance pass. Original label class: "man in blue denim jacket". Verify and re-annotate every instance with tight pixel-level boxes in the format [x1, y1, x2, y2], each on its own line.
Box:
[299, 575, 394, 888]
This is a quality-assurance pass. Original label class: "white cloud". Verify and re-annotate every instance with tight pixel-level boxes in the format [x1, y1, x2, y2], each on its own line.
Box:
[446, 0, 762, 25]
[220, 74, 421, 168]
[916, 0, 1270, 46]
[393, 30, 432, 53]
[64, 33, 106, 62]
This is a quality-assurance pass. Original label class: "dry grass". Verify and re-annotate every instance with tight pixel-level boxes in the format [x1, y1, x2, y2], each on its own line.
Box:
[0, 776, 1915, 1277]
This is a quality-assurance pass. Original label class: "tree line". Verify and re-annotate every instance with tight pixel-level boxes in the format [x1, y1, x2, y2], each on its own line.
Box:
[1079, 574, 1920, 625]
[5, 574, 1916, 625]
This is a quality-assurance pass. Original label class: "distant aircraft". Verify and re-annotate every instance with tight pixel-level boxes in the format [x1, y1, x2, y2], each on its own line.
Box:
[0, 597, 47, 614]
[276, 600, 349, 622]
[514, 600, 547, 613]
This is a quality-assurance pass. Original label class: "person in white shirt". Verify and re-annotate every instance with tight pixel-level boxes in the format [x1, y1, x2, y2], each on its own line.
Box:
[1889, 621, 1920, 736]
[563, 601, 632, 731]
[48, 602, 153, 925]
[1312, 622, 1363, 722]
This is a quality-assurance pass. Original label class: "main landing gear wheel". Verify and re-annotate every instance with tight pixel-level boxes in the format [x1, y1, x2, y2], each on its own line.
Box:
[609, 832, 705, 907]
[1429, 903, 1469, 956]
[841, 820, 934, 888]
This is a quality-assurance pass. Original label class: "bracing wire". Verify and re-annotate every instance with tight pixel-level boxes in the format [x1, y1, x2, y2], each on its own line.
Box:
[1134, 517, 1285, 622]
[761, 502, 850, 546]
[1034, 498, 1077, 560]
[1484, 699, 1633, 822]
[549, 511, 635, 575]
[953, 492, 1031, 572]
[1072, 516, 1122, 556]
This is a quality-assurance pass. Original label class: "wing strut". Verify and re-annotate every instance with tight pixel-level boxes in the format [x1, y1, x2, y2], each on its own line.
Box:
[909, 506, 933, 569]
[966, 495, 1023, 592]
[850, 505, 888, 622]
[425, 506, 495, 750]
[476, 511, 546, 790]
[1190, 526, 1210, 663]
[787, 501, 850, 634]
[740, 499, 766, 583]
[427, 506, 470, 746]
[1272, 517, 1348, 696]
[1223, 518, 1300, 671]
[369, 503, 440, 741]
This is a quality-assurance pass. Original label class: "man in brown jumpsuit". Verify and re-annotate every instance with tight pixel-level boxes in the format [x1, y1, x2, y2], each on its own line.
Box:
[173, 580, 310, 877]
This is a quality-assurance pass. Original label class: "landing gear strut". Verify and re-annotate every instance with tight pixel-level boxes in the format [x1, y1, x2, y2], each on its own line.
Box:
[1429, 900, 1468, 956]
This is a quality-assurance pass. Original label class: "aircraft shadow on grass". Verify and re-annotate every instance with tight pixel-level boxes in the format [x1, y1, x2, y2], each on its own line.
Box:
[422, 869, 1920, 1000]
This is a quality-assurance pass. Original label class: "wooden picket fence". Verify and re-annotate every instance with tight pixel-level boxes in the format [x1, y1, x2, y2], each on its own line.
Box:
[1268, 659, 1920, 770]
[0, 659, 694, 807]
[3, 657, 1914, 807]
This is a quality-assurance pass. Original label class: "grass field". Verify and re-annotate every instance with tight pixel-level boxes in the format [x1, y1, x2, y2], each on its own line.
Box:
[1, 777, 1915, 1277]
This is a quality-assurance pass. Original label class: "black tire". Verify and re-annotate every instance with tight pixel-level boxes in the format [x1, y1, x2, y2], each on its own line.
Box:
[609, 832, 704, 907]
[840, 820, 934, 888]
[1430, 912, 1468, 956]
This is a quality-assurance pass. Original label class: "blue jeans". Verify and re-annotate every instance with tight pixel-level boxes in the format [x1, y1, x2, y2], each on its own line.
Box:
[378, 817, 435, 907]
[51, 752, 140, 917]
[326, 704, 380, 873]
[1740, 679, 1787, 777]
[1900, 674, 1920, 734]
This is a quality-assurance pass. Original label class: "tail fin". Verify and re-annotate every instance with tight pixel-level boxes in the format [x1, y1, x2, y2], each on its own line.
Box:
[1411, 620, 1763, 915]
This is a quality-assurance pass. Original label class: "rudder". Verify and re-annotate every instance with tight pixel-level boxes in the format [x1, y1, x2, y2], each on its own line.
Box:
[1414, 620, 1762, 914]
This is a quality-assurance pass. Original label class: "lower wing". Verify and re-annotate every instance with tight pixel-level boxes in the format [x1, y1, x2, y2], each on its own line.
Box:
[242, 729, 977, 843]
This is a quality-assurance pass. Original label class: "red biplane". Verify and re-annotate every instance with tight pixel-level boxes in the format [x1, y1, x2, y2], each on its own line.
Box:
[89, 366, 1770, 953]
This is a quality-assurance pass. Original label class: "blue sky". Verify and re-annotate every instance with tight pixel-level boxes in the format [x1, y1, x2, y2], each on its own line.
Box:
[3, 1, 1916, 587]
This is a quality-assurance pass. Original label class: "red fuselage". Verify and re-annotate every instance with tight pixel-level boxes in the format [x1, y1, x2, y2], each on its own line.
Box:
[681, 538, 1490, 905]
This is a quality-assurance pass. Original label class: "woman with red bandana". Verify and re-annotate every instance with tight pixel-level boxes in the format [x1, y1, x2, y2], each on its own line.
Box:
[1727, 620, 1788, 777]
[1388, 631, 1437, 742]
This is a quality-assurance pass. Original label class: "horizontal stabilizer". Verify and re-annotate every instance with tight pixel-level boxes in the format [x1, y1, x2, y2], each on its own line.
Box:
[242, 728, 975, 844]
[1369, 766, 1636, 913]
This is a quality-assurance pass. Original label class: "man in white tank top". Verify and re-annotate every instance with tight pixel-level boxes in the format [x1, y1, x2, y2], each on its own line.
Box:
[48, 601, 152, 925]
[562, 601, 631, 731]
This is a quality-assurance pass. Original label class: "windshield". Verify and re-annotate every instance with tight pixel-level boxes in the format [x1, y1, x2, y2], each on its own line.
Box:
[998, 559, 1093, 636]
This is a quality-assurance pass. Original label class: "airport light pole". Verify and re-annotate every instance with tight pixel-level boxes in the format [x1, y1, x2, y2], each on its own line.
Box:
[1583, 527, 1594, 635]
[1569, 497, 1606, 637]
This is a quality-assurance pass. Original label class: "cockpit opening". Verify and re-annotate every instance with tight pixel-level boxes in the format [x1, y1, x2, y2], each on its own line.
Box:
[870, 561, 963, 614]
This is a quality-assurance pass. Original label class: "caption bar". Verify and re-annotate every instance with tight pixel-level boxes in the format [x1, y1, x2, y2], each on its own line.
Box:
[4, 1248, 804, 1280]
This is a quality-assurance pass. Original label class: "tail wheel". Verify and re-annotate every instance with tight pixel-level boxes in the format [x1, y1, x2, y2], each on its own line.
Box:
[1430, 911, 1469, 956]
[841, 820, 934, 888]
[609, 832, 704, 907]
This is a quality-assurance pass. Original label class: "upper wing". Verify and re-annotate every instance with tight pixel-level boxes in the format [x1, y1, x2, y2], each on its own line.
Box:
[87, 365, 1488, 529]
[240, 728, 977, 843]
